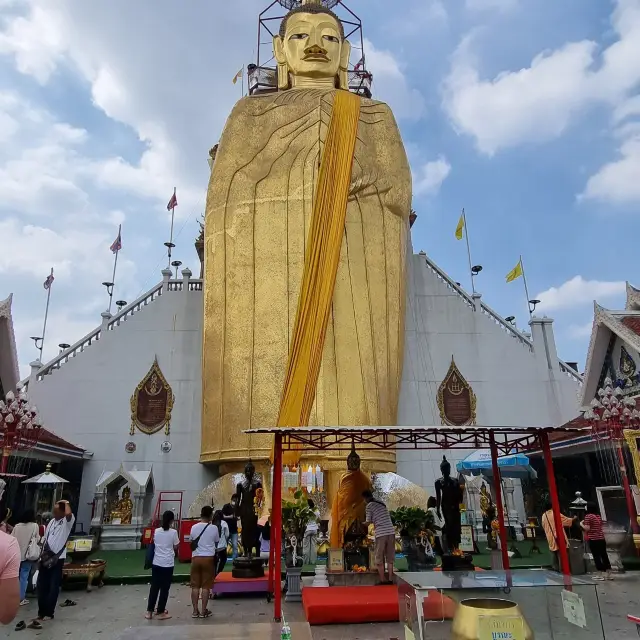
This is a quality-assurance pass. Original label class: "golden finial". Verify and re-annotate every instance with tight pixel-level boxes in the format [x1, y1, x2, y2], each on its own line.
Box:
[301, 0, 322, 5]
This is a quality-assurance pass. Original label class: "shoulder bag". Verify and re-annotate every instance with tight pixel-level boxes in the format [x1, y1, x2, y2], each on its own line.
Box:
[25, 524, 41, 562]
[40, 520, 72, 569]
[190, 523, 210, 552]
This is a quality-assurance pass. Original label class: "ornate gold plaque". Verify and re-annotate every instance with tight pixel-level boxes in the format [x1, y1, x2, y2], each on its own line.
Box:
[130, 357, 174, 436]
[437, 357, 477, 426]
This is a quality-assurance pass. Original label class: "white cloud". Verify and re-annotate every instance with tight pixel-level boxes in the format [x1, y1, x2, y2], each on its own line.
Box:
[413, 157, 452, 196]
[568, 321, 594, 339]
[466, 0, 517, 12]
[442, 0, 640, 156]
[536, 276, 626, 312]
[364, 38, 426, 122]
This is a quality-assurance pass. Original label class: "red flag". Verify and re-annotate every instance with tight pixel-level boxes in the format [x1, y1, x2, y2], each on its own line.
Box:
[43, 269, 54, 290]
[167, 189, 178, 211]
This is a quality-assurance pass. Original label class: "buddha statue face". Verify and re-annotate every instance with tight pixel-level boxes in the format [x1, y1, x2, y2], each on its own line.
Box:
[245, 461, 256, 480]
[347, 447, 361, 471]
[440, 456, 451, 478]
[274, 5, 351, 90]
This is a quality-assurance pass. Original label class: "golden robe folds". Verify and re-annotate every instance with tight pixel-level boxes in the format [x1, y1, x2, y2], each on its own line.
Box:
[202, 89, 412, 472]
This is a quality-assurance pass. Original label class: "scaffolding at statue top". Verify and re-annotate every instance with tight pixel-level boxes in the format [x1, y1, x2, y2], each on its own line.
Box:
[248, 0, 373, 98]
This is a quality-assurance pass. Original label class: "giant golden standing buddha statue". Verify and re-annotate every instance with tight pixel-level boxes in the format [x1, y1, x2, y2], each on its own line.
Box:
[201, 0, 412, 485]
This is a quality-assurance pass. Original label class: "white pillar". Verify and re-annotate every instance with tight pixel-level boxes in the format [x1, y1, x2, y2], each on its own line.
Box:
[529, 316, 560, 373]
[182, 267, 192, 296]
[472, 292, 482, 312]
[162, 268, 172, 292]
[28, 360, 42, 387]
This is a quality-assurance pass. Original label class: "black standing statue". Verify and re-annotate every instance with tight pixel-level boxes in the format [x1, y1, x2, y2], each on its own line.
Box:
[434, 456, 464, 551]
[235, 461, 262, 558]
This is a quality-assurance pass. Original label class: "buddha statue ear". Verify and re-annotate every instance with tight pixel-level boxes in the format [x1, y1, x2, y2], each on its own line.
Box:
[273, 35, 289, 91]
[337, 39, 351, 90]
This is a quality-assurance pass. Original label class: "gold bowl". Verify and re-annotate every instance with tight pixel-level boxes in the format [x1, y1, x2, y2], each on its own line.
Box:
[451, 598, 534, 640]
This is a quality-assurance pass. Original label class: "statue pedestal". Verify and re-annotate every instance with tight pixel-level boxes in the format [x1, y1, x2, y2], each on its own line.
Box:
[232, 557, 265, 579]
[285, 566, 303, 603]
[99, 524, 142, 550]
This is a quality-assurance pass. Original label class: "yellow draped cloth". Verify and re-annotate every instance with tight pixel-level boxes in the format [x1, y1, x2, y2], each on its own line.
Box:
[329, 470, 372, 548]
[273, 90, 361, 467]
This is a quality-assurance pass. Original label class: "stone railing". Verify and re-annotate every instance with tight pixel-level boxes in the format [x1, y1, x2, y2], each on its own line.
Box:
[420, 253, 533, 351]
[559, 360, 583, 384]
[20, 270, 204, 389]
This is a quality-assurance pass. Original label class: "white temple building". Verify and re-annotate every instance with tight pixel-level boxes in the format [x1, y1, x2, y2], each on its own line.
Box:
[18, 228, 583, 529]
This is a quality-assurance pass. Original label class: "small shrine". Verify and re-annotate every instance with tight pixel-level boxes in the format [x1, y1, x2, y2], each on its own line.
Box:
[91, 464, 154, 550]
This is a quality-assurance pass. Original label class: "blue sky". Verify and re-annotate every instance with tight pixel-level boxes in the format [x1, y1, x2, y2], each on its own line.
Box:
[0, 0, 638, 377]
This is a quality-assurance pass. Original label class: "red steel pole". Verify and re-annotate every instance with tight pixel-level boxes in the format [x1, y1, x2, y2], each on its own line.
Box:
[540, 430, 571, 578]
[489, 431, 510, 572]
[272, 433, 283, 622]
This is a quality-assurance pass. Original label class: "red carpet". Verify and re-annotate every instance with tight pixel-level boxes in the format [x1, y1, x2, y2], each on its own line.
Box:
[302, 586, 455, 625]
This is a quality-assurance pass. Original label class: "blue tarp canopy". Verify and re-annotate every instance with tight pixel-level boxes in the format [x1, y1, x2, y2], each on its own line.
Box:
[456, 450, 537, 480]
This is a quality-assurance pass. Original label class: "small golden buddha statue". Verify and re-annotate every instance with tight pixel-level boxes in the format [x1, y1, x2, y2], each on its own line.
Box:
[110, 486, 133, 525]
[329, 448, 372, 548]
[201, 0, 411, 471]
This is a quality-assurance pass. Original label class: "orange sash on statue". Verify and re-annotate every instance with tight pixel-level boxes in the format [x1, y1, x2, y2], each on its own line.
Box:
[329, 469, 372, 548]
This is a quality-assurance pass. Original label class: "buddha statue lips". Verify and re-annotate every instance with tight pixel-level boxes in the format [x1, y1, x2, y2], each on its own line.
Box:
[201, 4, 412, 470]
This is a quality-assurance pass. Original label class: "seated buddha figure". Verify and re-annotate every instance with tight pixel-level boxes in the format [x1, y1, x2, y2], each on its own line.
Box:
[201, 0, 412, 467]
[110, 486, 133, 525]
[330, 448, 372, 548]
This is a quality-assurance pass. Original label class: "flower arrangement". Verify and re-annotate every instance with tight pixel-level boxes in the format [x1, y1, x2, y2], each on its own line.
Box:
[254, 488, 265, 517]
[351, 564, 368, 573]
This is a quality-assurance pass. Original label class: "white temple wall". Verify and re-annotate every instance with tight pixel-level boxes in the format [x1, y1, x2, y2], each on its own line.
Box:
[397, 253, 582, 516]
[25, 278, 215, 527]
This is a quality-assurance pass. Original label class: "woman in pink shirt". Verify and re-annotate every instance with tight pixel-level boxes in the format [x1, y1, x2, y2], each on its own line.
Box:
[0, 530, 20, 625]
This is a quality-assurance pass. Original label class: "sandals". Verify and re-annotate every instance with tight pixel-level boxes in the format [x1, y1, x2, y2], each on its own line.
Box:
[192, 611, 201, 619]
[144, 612, 153, 620]
[155, 613, 172, 621]
[27, 621, 43, 630]
[200, 609, 212, 618]
[15, 621, 26, 631]
[60, 599, 77, 608]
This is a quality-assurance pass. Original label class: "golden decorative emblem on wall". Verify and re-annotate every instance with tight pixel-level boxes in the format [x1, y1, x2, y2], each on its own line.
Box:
[130, 357, 175, 436]
[437, 357, 477, 427]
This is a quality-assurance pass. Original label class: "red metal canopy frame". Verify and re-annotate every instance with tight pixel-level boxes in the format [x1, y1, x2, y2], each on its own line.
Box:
[245, 424, 589, 622]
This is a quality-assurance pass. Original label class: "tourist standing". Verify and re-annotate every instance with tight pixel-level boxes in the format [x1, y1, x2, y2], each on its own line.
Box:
[11, 510, 40, 605]
[362, 490, 396, 585]
[222, 495, 239, 559]
[541, 501, 576, 572]
[145, 510, 178, 621]
[259, 519, 271, 565]
[426, 497, 444, 555]
[581, 503, 612, 581]
[303, 499, 320, 565]
[0, 529, 20, 625]
[37, 500, 74, 623]
[189, 506, 218, 619]
[213, 510, 229, 576]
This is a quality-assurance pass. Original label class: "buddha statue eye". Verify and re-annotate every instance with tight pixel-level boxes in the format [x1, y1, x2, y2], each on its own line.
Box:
[324, 35, 340, 43]
[289, 33, 308, 40]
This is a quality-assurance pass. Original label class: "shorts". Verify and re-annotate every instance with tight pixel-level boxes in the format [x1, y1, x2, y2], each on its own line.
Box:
[374, 534, 395, 566]
[190, 556, 215, 589]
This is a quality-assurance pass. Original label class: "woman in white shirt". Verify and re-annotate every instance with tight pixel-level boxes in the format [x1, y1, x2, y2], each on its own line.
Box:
[145, 510, 179, 621]
[11, 509, 40, 606]
[427, 497, 445, 556]
[213, 510, 230, 577]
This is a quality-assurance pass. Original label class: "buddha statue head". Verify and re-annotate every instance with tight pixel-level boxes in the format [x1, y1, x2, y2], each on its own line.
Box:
[245, 460, 256, 480]
[440, 456, 451, 478]
[274, 0, 351, 91]
[347, 446, 361, 471]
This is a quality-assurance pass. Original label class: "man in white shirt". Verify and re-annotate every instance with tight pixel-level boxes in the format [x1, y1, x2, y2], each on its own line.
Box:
[189, 506, 219, 619]
[38, 500, 75, 621]
[303, 499, 320, 565]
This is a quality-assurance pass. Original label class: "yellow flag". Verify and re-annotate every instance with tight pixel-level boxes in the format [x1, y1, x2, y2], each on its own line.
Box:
[455, 213, 465, 240]
[232, 68, 243, 84]
[506, 259, 523, 283]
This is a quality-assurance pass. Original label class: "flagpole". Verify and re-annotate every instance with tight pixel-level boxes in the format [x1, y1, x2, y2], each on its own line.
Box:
[168, 187, 176, 267]
[108, 225, 121, 314]
[40, 269, 53, 362]
[462, 208, 475, 294]
[520, 255, 532, 318]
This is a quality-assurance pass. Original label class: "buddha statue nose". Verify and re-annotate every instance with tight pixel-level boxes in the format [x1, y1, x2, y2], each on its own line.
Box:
[305, 42, 327, 56]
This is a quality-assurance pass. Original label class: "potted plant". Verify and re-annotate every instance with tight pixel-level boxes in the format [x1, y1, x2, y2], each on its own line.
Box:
[281, 490, 316, 602]
[391, 506, 436, 571]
